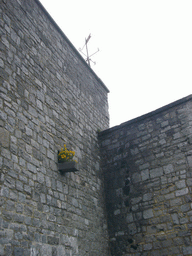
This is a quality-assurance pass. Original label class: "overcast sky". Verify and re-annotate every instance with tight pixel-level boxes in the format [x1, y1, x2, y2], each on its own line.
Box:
[39, 0, 192, 127]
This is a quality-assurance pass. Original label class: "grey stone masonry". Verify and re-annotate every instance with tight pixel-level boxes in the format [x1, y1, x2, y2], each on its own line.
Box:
[99, 95, 192, 256]
[0, 0, 110, 255]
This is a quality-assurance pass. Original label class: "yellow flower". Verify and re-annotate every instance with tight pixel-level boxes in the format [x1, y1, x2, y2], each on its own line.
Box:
[58, 144, 76, 163]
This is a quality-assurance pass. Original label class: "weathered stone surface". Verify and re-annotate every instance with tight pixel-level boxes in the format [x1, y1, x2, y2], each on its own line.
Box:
[0, 127, 10, 147]
[143, 209, 154, 219]
[183, 246, 192, 255]
[0, 0, 109, 255]
[99, 95, 192, 255]
[1, 1, 192, 256]
[150, 167, 163, 179]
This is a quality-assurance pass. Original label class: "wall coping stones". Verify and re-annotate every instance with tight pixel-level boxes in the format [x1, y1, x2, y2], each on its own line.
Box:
[34, 0, 110, 93]
[99, 94, 192, 135]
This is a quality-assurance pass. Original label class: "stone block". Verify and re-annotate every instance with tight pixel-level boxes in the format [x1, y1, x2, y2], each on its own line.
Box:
[141, 169, 149, 181]
[186, 178, 192, 186]
[175, 180, 186, 189]
[126, 213, 133, 223]
[144, 243, 152, 250]
[0, 127, 10, 147]
[180, 217, 188, 224]
[165, 192, 174, 200]
[187, 156, 192, 167]
[132, 172, 141, 183]
[170, 198, 182, 206]
[143, 193, 153, 201]
[163, 164, 174, 174]
[47, 236, 59, 245]
[143, 209, 154, 219]
[181, 203, 190, 212]
[128, 223, 137, 235]
[171, 213, 179, 224]
[183, 246, 192, 255]
[147, 226, 157, 234]
[175, 188, 188, 197]
[150, 167, 163, 179]
[13, 247, 24, 256]
[131, 197, 142, 204]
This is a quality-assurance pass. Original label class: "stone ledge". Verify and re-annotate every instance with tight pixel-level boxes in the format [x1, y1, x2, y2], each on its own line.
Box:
[99, 94, 192, 136]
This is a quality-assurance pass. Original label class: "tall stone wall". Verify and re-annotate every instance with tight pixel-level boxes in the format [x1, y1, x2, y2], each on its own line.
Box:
[99, 95, 192, 256]
[0, 0, 110, 255]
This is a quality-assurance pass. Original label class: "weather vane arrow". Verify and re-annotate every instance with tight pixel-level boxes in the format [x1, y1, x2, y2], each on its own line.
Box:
[79, 34, 99, 67]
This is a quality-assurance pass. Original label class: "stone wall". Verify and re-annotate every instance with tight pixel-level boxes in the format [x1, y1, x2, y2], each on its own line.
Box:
[0, 0, 110, 255]
[99, 95, 192, 256]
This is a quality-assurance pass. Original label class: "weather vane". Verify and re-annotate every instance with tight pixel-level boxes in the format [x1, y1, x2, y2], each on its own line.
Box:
[79, 34, 99, 67]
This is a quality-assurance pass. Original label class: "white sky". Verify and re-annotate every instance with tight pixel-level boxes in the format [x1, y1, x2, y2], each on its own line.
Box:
[39, 0, 192, 127]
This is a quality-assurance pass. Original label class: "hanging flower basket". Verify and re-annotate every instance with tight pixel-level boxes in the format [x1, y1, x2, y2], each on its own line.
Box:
[58, 161, 79, 174]
[58, 144, 79, 173]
